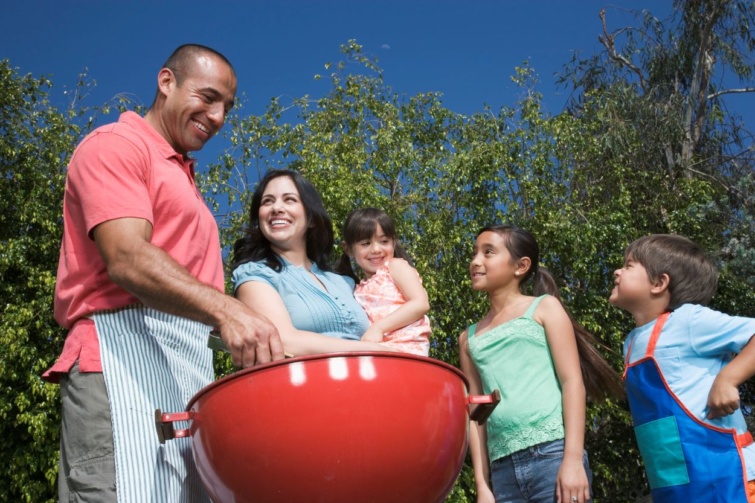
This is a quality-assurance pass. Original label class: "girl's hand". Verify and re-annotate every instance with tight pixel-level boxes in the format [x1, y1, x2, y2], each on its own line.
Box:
[556, 457, 590, 503]
[360, 324, 384, 343]
[475, 482, 495, 503]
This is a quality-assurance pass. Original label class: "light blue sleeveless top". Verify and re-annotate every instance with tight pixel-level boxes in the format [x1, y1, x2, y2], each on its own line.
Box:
[468, 295, 564, 461]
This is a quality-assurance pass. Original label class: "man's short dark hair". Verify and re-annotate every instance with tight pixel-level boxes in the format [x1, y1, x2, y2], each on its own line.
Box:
[161, 44, 236, 85]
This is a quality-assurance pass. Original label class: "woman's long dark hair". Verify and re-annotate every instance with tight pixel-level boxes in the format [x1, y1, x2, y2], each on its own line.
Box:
[231, 169, 335, 272]
[335, 207, 412, 282]
[478, 224, 623, 401]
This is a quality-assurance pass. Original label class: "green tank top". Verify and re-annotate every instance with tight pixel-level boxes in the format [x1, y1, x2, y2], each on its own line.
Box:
[468, 295, 565, 461]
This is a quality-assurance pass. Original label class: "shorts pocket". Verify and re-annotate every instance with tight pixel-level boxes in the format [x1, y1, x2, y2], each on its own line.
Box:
[66, 454, 116, 502]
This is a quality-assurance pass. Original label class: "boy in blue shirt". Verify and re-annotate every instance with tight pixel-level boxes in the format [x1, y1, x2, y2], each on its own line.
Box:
[610, 234, 755, 502]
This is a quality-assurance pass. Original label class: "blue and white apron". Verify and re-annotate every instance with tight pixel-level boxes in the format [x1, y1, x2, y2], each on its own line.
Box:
[623, 312, 752, 502]
[95, 305, 213, 502]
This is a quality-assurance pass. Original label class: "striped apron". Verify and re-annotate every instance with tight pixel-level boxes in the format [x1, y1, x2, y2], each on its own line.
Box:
[624, 312, 751, 502]
[95, 305, 213, 502]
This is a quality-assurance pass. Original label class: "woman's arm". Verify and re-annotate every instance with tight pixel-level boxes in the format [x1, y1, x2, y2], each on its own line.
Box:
[361, 259, 430, 342]
[538, 296, 590, 503]
[459, 330, 495, 502]
[236, 281, 392, 356]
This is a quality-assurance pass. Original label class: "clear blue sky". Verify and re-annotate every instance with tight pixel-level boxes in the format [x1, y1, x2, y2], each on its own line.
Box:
[2, 1, 685, 171]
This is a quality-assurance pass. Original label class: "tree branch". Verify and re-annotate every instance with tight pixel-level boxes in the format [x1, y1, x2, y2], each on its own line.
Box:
[683, 0, 726, 163]
[708, 87, 755, 100]
[598, 9, 648, 93]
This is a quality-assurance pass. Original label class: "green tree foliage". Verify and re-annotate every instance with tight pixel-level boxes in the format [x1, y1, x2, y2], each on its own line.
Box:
[559, 7, 755, 474]
[0, 60, 78, 502]
[561, 0, 755, 298]
[3, 3, 754, 501]
[204, 12, 753, 496]
[0, 61, 136, 502]
[204, 43, 641, 500]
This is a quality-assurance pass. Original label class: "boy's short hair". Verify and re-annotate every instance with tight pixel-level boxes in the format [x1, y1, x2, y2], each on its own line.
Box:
[625, 234, 718, 311]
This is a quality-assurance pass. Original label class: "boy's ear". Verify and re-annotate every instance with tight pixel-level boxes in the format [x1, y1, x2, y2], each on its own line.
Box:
[650, 273, 670, 294]
[341, 241, 352, 257]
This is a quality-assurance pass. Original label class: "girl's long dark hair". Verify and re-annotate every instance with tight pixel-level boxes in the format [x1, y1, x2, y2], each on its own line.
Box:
[335, 208, 411, 282]
[479, 224, 623, 401]
[231, 169, 335, 272]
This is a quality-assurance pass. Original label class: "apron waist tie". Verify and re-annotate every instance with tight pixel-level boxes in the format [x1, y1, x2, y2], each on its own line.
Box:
[737, 431, 754, 449]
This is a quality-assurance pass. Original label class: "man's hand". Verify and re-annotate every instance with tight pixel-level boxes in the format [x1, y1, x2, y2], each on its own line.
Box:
[217, 301, 284, 367]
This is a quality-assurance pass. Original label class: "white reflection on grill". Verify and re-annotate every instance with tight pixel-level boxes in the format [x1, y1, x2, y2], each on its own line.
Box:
[359, 356, 377, 380]
[329, 357, 348, 380]
[289, 361, 306, 386]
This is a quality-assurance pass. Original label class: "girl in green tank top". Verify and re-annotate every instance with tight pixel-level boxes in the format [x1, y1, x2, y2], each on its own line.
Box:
[459, 225, 622, 503]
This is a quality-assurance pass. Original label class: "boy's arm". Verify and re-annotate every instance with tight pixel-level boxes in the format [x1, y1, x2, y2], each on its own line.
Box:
[707, 335, 755, 419]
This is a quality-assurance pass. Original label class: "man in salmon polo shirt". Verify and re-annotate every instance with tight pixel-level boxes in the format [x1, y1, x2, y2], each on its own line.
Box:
[44, 44, 285, 502]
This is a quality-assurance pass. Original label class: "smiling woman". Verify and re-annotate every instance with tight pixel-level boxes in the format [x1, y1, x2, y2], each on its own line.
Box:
[230, 169, 396, 357]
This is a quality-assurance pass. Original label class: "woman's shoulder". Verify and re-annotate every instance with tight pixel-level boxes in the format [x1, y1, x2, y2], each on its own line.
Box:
[231, 260, 280, 288]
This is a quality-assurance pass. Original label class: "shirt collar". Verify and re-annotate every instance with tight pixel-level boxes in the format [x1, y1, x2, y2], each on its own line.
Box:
[118, 111, 195, 171]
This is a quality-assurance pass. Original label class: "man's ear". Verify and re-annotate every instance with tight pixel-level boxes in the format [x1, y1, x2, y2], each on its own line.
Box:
[156, 68, 176, 97]
[651, 273, 670, 294]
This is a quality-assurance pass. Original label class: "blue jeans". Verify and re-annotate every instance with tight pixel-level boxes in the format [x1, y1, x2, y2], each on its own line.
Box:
[490, 439, 592, 503]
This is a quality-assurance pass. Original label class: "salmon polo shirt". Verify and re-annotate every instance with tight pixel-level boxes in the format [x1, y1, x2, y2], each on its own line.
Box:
[44, 111, 224, 383]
